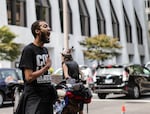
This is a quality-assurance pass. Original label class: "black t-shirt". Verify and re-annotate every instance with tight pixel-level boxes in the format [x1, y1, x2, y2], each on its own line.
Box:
[63, 61, 80, 80]
[19, 43, 51, 97]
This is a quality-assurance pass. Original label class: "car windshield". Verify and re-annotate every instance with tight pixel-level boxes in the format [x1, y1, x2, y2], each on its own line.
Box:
[53, 68, 62, 75]
[146, 64, 150, 70]
[97, 68, 123, 75]
[0, 69, 18, 80]
[80, 66, 88, 70]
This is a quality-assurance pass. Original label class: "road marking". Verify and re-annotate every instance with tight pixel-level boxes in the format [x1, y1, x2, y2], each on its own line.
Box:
[92, 99, 150, 103]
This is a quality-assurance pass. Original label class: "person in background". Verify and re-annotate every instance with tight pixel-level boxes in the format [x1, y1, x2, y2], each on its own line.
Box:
[18, 20, 55, 114]
[61, 48, 84, 114]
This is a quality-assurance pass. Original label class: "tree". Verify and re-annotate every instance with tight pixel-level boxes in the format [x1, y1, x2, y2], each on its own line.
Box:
[79, 34, 122, 64]
[0, 26, 21, 61]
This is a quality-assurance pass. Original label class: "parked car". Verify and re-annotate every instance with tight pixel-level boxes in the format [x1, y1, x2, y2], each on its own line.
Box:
[93, 64, 150, 99]
[145, 61, 150, 70]
[51, 68, 63, 84]
[52, 68, 63, 76]
[0, 68, 23, 107]
[79, 65, 92, 80]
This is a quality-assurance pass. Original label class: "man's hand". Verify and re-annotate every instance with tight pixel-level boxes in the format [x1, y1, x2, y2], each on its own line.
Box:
[24, 56, 51, 83]
[45, 56, 51, 70]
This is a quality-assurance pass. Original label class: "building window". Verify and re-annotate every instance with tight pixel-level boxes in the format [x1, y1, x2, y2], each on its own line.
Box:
[123, 5, 132, 43]
[78, 0, 91, 36]
[148, 14, 150, 21]
[145, 0, 150, 8]
[129, 54, 134, 63]
[135, 10, 143, 45]
[145, 0, 147, 7]
[116, 54, 122, 63]
[7, 0, 27, 26]
[110, 1, 120, 40]
[140, 55, 145, 65]
[58, 0, 73, 34]
[148, 0, 150, 7]
[95, 0, 106, 34]
[35, 0, 52, 29]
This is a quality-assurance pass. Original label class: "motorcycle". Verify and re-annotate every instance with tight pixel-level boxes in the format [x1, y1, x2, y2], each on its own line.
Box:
[6, 77, 92, 114]
[54, 79, 92, 114]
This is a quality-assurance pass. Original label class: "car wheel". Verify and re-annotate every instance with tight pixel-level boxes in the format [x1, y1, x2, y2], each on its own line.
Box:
[0, 92, 4, 107]
[98, 93, 107, 99]
[130, 85, 140, 99]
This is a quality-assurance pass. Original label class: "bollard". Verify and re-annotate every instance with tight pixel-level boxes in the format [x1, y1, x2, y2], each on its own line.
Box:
[121, 105, 126, 114]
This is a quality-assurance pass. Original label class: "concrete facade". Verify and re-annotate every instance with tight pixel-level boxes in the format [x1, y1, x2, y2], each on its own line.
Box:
[0, 0, 149, 69]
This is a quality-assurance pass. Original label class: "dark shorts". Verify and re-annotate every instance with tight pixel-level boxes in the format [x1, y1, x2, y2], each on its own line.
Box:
[25, 94, 53, 114]
[36, 101, 53, 114]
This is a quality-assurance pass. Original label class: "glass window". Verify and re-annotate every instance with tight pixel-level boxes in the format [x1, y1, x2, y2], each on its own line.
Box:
[123, 5, 132, 43]
[133, 65, 143, 74]
[143, 68, 150, 75]
[135, 10, 143, 45]
[97, 68, 123, 75]
[0, 69, 17, 80]
[7, 0, 27, 26]
[58, 0, 73, 34]
[110, 1, 120, 40]
[16, 69, 23, 80]
[78, 0, 91, 36]
[95, 0, 106, 34]
[145, 1, 147, 7]
[140, 55, 145, 65]
[148, 14, 150, 21]
[128, 54, 134, 63]
[148, 1, 150, 7]
[35, 0, 52, 29]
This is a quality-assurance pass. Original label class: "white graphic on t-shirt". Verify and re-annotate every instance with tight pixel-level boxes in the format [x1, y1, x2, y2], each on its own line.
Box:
[36, 54, 51, 84]
[37, 75, 51, 84]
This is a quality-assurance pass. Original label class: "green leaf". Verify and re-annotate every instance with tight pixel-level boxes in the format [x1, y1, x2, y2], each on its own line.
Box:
[79, 34, 122, 62]
[0, 26, 21, 61]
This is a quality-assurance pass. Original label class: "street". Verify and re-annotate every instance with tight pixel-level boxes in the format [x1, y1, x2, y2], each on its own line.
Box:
[84, 99, 150, 114]
[1, 93, 150, 114]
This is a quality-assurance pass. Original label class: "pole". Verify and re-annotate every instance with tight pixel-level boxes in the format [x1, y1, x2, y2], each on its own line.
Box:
[87, 104, 88, 114]
[63, 0, 69, 49]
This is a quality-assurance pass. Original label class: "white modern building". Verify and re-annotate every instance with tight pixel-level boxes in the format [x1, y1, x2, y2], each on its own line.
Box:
[0, 0, 149, 69]
[145, 0, 150, 40]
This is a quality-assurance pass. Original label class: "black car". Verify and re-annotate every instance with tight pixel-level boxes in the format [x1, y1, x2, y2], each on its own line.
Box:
[93, 64, 150, 99]
[0, 68, 23, 107]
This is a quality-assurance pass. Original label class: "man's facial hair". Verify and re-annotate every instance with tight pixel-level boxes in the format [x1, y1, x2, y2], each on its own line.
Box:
[40, 32, 50, 43]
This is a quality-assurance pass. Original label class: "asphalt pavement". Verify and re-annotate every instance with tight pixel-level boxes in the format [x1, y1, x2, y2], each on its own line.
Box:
[1, 93, 150, 114]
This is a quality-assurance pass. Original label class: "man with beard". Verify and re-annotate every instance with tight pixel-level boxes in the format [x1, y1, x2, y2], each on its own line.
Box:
[18, 20, 56, 114]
